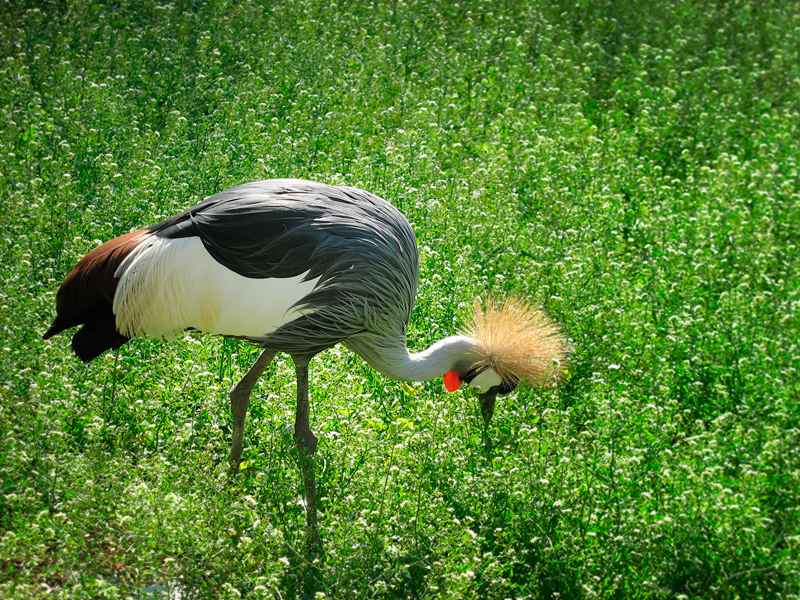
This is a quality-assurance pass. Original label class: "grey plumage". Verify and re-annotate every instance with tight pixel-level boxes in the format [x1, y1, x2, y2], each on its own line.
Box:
[157, 179, 420, 360]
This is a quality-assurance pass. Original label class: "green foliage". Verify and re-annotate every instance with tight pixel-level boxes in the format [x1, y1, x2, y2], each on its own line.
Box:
[1, 0, 799, 597]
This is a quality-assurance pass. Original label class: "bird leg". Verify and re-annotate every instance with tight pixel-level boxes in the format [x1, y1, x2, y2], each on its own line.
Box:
[229, 349, 276, 474]
[292, 354, 321, 554]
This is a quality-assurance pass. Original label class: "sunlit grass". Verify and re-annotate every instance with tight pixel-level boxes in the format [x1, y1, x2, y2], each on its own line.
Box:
[1, 0, 798, 598]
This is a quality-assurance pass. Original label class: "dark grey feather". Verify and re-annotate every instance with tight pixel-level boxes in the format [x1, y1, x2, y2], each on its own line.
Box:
[148, 179, 419, 358]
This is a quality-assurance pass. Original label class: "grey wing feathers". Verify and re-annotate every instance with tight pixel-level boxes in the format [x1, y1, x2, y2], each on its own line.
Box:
[151, 179, 420, 356]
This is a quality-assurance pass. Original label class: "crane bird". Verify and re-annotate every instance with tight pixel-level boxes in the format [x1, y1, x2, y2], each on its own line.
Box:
[43, 179, 566, 546]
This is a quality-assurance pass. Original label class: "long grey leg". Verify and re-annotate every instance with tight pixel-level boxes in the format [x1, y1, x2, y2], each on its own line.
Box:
[292, 354, 321, 553]
[229, 349, 276, 474]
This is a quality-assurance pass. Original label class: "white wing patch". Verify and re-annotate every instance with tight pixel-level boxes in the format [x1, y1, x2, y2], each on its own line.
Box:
[113, 236, 321, 339]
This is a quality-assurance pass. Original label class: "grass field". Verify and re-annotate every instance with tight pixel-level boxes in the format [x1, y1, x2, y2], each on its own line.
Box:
[1, 0, 799, 598]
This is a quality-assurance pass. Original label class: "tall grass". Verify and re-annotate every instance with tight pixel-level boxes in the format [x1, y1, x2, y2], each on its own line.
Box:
[1, 0, 799, 597]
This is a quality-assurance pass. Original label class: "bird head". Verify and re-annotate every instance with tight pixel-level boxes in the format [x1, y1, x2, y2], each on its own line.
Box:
[443, 297, 567, 423]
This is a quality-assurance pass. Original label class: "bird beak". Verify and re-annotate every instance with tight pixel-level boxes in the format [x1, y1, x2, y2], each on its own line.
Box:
[478, 390, 498, 424]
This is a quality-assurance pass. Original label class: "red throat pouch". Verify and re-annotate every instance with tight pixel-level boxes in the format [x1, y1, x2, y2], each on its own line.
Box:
[443, 370, 462, 392]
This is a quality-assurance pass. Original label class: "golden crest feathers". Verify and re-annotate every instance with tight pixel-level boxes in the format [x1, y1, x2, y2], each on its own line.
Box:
[464, 297, 567, 386]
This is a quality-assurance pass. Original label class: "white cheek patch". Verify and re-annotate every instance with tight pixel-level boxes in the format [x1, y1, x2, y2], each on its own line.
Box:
[468, 368, 503, 394]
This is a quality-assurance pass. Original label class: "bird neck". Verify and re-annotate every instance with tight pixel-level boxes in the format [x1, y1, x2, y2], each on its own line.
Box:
[345, 334, 479, 382]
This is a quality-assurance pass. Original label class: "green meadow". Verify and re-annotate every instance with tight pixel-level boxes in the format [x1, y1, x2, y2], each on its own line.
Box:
[1, 0, 799, 597]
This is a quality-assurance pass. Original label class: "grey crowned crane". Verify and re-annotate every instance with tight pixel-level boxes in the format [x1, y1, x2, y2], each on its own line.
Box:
[43, 179, 566, 546]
